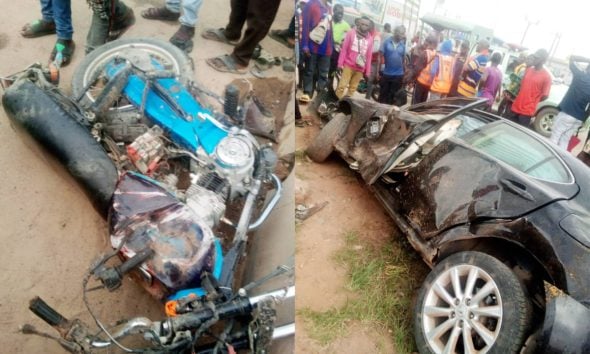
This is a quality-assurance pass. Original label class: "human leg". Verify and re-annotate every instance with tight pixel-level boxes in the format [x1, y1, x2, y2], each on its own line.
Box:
[223, 0, 249, 40]
[365, 62, 379, 99]
[41, 0, 54, 22]
[378, 76, 392, 104]
[231, 0, 280, 66]
[177, 0, 203, 27]
[346, 70, 364, 97]
[86, 0, 135, 53]
[412, 83, 429, 104]
[303, 54, 319, 98]
[336, 66, 354, 99]
[516, 114, 532, 127]
[52, 0, 73, 40]
[315, 55, 330, 93]
[21, 0, 57, 38]
[550, 112, 582, 149]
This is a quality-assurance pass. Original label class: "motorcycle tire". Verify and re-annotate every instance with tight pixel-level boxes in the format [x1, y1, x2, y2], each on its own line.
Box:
[71, 38, 194, 113]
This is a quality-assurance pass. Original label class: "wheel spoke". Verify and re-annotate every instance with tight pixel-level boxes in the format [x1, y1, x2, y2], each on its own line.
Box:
[464, 267, 478, 298]
[426, 317, 456, 341]
[451, 267, 463, 299]
[471, 319, 497, 346]
[471, 305, 502, 318]
[442, 325, 461, 354]
[433, 282, 455, 306]
[424, 306, 453, 317]
[471, 281, 496, 304]
[462, 323, 476, 353]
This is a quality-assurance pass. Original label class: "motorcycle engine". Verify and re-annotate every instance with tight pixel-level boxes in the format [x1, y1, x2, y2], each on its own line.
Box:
[212, 134, 256, 199]
[185, 172, 228, 228]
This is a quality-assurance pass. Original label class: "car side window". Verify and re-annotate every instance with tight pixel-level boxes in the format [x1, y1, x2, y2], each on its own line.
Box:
[461, 122, 571, 183]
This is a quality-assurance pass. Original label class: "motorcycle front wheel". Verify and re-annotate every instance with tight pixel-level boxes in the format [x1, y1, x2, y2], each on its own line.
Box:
[71, 38, 194, 113]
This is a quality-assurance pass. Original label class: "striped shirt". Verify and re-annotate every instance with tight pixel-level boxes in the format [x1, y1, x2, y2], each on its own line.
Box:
[457, 52, 489, 97]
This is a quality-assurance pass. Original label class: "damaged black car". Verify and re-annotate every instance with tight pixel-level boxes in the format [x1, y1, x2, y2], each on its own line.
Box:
[307, 97, 590, 354]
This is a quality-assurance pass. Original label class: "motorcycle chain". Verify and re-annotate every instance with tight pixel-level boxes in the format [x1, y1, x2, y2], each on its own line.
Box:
[249, 298, 276, 354]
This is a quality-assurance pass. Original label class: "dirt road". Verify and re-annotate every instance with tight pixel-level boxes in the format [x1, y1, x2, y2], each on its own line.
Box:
[0, 0, 294, 352]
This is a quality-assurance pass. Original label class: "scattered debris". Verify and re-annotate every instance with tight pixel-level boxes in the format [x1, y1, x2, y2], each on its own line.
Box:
[295, 201, 329, 222]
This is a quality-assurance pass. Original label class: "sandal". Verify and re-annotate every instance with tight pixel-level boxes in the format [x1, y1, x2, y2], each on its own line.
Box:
[201, 28, 239, 45]
[141, 7, 180, 21]
[49, 39, 75, 67]
[206, 54, 247, 74]
[269, 29, 294, 49]
[108, 9, 136, 41]
[21, 19, 56, 38]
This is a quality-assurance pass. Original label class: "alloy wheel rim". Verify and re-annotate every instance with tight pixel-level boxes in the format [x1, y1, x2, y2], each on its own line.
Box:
[541, 114, 554, 134]
[422, 264, 503, 354]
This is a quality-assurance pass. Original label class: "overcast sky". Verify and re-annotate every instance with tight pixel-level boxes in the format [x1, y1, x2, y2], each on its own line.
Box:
[419, 0, 588, 59]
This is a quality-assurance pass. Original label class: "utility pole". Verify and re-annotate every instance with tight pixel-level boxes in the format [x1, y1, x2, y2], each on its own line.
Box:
[520, 16, 540, 45]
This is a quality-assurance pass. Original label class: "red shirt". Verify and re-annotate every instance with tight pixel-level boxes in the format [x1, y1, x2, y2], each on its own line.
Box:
[511, 67, 552, 116]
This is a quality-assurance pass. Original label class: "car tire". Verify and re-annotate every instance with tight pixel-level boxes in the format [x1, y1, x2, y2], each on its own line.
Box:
[533, 107, 558, 137]
[414, 251, 532, 354]
[306, 113, 350, 163]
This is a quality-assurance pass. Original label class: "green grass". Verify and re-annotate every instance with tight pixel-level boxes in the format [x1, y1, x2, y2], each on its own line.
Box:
[299, 230, 426, 353]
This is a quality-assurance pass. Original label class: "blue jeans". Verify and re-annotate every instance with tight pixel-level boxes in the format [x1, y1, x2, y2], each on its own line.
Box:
[40, 0, 73, 40]
[303, 53, 330, 96]
[166, 0, 203, 27]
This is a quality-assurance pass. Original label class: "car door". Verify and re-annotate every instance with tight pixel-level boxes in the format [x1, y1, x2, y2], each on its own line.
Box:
[388, 120, 579, 239]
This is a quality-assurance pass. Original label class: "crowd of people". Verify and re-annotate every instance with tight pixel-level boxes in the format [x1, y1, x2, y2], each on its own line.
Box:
[295, 0, 590, 163]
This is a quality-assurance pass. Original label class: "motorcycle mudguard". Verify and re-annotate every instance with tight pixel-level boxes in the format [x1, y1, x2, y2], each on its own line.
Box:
[535, 293, 590, 353]
[2, 78, 118, 216]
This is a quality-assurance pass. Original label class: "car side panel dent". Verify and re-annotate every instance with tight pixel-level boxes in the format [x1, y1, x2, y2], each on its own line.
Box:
[434, 220, 567, 290]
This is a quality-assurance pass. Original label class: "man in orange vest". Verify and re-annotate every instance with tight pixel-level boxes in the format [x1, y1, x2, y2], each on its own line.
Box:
[408, 34, 438, 104]
[429, 39, 454, 100]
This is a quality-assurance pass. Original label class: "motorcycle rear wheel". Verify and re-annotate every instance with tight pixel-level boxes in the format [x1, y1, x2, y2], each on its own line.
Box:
[71, 38, 194, 113]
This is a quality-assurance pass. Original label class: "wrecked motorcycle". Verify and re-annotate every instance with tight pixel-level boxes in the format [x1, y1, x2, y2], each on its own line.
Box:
[2, 38, 294, 353]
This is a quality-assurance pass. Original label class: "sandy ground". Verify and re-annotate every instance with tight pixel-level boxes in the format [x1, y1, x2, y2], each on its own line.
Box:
[0, 0, 294, 353]
[294, 106, 400, 353]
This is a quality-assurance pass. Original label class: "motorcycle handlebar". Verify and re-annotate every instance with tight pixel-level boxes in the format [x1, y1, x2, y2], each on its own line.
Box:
[29, 297, 71, 331]
[28, 285, 295, 350]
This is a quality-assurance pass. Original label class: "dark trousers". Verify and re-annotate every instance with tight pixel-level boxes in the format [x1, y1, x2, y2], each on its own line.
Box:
[378, 75, 404, 105]
[224, 0, 281, 66]
[412, 82, 430, 105]
[303, 53, 330, 96]
[327, 49, 340, 95]
[508, 112, 532, 127]
[86, 0, 131, 53]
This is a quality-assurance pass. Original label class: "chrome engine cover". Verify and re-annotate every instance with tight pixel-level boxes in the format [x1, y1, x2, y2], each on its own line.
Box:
[213, 134, 255, 198]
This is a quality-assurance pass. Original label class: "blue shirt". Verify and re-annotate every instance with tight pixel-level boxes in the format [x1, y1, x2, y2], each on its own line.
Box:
[381, 37, 405, 76]
[559, 59, 590, 121]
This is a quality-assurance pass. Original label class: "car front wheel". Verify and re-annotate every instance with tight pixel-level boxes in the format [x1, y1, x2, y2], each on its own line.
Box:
[414, 251, 531, 354]
[306, 113, 350, 162]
